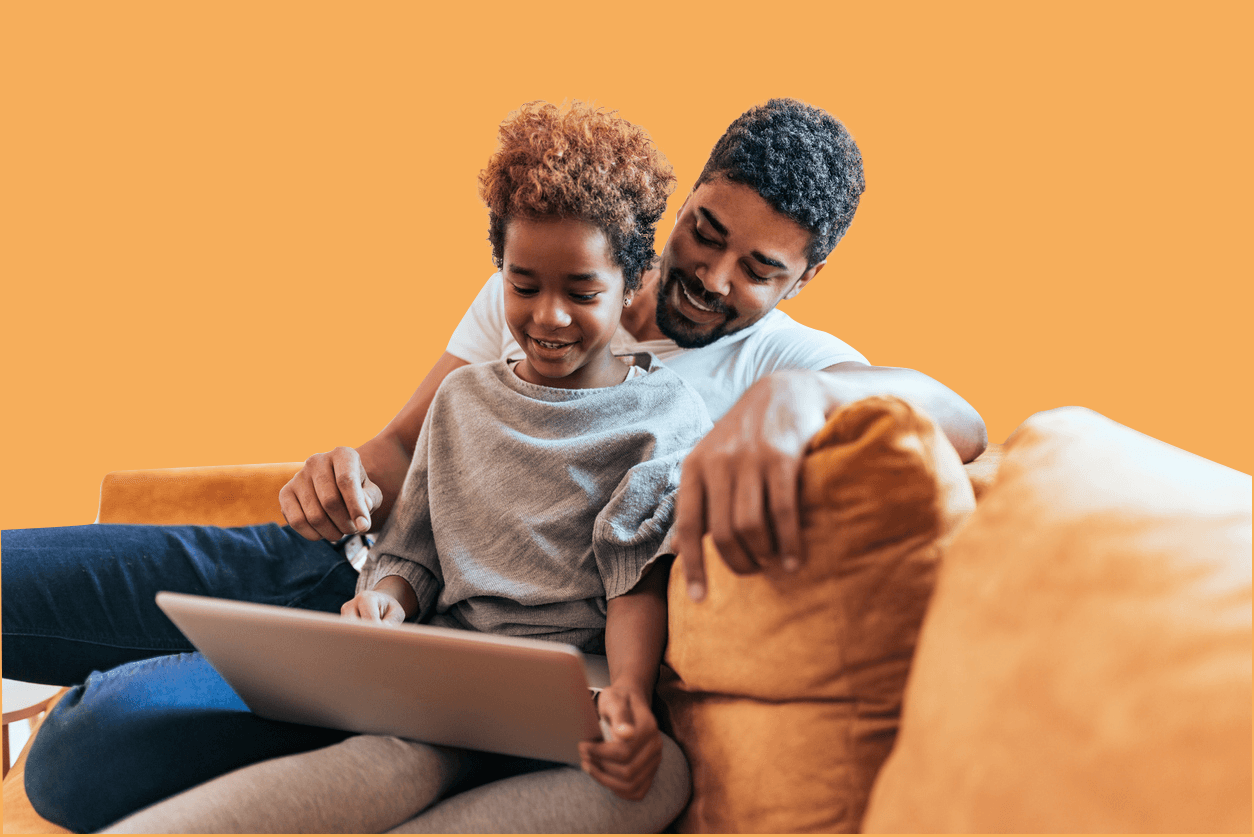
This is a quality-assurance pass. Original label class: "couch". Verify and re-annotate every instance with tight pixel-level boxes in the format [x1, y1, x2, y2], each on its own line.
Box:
[4, 397, 1250, 833]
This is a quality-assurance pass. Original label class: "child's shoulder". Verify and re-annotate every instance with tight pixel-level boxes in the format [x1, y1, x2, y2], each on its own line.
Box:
[431, 359, 513, 404]
[624, 353, 712, 424]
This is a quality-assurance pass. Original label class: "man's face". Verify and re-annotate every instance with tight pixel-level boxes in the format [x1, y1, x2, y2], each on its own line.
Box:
[654, 177, 824, 348]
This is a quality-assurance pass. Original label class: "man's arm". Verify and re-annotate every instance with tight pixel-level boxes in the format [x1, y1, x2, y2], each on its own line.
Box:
[675, 361, 986, 600]
[278, 351, 470, 541]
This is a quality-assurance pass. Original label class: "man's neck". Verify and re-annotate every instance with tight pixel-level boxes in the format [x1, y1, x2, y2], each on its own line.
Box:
[622, 267, 667, 342]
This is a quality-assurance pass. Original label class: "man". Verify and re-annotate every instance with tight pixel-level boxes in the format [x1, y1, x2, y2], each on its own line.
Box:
[2, 98, 985, 688]
[278, 98, 984, 601]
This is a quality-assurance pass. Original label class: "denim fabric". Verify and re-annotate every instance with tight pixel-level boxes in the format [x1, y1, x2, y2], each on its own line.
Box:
[23, 650, 568, 832]
[1, 523, 357, 685]
[23, 653, 354, 833]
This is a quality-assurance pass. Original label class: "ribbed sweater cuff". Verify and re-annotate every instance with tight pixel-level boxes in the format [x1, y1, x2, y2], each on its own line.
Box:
[358, 553, 441, 621]
[601, 537, 670, 600]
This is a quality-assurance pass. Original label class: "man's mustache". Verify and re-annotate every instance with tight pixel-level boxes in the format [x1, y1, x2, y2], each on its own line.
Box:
[667, 269, 732, 317]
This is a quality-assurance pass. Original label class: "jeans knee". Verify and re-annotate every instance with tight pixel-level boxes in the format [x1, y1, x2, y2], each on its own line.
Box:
[23, 682, 113, 831]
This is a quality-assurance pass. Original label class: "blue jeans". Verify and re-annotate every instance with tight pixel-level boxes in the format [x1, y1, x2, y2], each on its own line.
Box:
[24, 653, 356, 832]
[1, 523, 358, 685]
[1, 523, 361, 830]
[25, 652, 568, 832]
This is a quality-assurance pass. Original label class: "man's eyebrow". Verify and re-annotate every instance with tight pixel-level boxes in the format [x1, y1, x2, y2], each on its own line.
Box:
[750, 251, 787, 270]
[699, 207, 788, 270]
[697, 207, 729, 237]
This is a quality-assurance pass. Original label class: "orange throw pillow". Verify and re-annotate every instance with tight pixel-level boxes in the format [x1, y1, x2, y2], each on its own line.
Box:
[661, 395, 976, 833]
[862, 407, 1252, 833]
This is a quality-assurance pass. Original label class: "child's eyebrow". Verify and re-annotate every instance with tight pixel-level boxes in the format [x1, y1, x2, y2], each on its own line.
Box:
[505, 265, 606, 282]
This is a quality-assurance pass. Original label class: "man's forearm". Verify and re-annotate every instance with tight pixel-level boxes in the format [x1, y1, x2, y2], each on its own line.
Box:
[355, 433, 414, 527]
[355, 351, 472, 529]
[820, 362, 988, 462]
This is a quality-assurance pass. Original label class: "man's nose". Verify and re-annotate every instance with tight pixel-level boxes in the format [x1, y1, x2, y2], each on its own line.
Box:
[695, 254, 734, 297]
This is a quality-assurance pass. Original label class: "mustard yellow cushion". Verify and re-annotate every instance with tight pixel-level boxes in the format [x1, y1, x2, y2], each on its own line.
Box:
[862, 406, 1253, 833]
[661, 395, 976, 832]
[96, 463, 302, 527]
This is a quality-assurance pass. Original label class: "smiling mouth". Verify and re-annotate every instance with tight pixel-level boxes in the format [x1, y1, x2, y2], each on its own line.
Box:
[668, 272, 729, 325]
[530, 336, 575, 350]
[679, 282, 717, 313]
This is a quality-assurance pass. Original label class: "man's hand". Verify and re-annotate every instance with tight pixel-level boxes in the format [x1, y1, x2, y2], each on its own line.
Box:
[578, 684, 663, 801]
[340, 589, 407, 625]
[280, 446, 383, 542]
[675, 370, 829, 601]
[675, 362, 987, 601]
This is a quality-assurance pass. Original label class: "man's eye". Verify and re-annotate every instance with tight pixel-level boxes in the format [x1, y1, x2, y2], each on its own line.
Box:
[744, 266, 770, 283]
[693, 226, 717, 245]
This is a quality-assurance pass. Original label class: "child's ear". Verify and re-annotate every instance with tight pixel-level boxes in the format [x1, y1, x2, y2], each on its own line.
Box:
[623, 289, 635, 307]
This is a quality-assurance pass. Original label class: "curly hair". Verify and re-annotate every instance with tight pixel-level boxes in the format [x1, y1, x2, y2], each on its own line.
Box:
[696, 98, 865, 266]
[479, 101, 676, 291]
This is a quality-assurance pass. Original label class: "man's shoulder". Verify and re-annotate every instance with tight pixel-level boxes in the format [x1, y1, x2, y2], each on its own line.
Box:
[737, 308, 868, 364]
[749, 308, 826, 339]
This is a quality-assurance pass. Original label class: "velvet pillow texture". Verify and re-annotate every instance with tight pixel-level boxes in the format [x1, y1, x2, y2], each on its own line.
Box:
[660, 395, 976, 833]
[862, 406, 1253, 833]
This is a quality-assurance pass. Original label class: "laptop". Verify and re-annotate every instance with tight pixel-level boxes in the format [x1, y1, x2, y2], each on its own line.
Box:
[155, 591, 610, 765]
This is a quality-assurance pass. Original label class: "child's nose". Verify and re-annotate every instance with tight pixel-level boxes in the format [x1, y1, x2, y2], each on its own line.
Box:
[535, 296, 572, 328]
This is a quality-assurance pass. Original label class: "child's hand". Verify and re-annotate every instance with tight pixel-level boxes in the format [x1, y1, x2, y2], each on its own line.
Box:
[578, 683, 663, 801]
[340, 590, 407, 624]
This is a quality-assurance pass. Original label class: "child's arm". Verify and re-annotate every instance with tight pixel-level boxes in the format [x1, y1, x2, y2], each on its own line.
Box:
[341, 574, 418, 624]
[579, 558, 669, 801]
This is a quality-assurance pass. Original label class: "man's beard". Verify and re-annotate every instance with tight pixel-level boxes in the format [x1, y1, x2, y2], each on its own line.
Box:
[654, 269, 740, 349]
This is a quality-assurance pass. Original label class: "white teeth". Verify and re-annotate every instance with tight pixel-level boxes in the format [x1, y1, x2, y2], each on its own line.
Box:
[534, 338, 571, 349]
[680, 283, 716, 312]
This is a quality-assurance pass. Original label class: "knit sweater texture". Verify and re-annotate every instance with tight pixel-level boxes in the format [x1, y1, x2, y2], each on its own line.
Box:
[358, 355, 711, 653]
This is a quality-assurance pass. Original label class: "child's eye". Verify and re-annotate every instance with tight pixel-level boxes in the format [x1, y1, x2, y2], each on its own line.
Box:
[570, 292, 600, 302]
[510, 284, 538, 296]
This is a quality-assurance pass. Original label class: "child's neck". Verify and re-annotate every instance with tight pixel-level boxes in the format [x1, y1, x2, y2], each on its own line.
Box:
[514, 351, 630, 390]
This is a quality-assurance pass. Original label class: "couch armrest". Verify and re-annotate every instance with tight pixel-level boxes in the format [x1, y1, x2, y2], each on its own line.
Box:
[95, 463, 303, 527]
[2, 691, 71, 834]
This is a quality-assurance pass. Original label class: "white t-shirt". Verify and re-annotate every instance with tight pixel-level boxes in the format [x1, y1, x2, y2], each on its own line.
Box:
[447, 272, 869, 422]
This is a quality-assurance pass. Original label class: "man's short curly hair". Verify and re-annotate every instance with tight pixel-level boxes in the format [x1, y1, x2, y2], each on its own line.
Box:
[696, 98, 865, 267]
[479, 101, 676, 291]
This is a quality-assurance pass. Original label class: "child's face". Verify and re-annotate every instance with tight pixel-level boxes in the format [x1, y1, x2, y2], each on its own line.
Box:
[503, 217, 632, 390]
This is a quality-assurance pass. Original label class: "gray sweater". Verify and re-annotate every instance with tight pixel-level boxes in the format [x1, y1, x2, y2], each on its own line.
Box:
[358, 355, 711, 653]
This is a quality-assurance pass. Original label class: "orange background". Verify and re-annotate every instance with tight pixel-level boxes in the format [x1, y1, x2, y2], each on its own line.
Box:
[3, 2, 1251, 530]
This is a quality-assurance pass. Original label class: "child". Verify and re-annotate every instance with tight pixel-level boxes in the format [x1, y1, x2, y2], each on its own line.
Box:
[99, 101, 710, 833]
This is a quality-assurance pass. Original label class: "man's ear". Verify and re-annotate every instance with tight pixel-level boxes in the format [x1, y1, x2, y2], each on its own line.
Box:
[784, 261, 825, 300]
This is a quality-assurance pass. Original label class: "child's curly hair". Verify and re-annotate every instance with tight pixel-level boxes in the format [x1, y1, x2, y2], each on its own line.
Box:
[479, 101, 676, 291]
